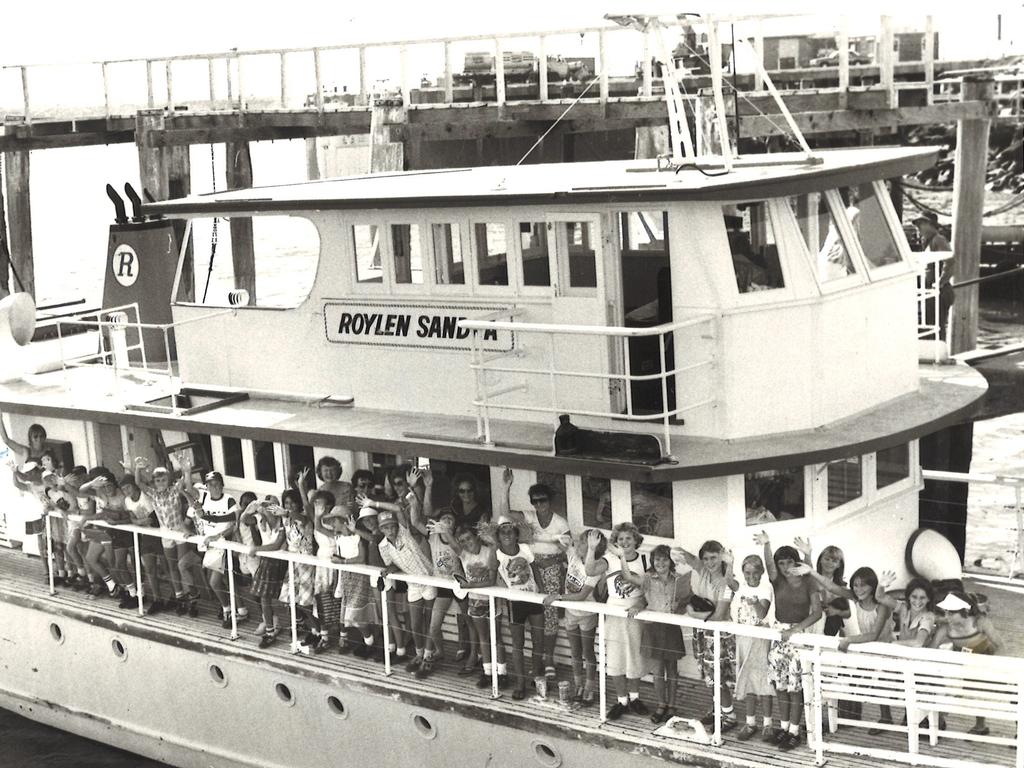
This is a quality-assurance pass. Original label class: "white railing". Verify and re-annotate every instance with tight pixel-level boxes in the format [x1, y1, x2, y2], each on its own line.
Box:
[915, 250, 952, 363]
[53, 301, 233, 408]
[0, 13, 926, 123]
[33, 510, 1024, 765]
[459, 313, 718, 455]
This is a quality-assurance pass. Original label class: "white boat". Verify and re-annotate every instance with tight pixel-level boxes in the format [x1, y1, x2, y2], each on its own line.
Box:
[0, 18, 1018, 766]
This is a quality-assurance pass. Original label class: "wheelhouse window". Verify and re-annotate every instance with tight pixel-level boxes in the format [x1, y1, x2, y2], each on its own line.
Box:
[876, 444, 910, 489]
[431, 223, 464, 285]
[287, 444, 315, 486]
[222, 436, 244, 478]
[826, 456, 863, 510]
[745, 468, 804, 525]
[253, 440, 277, 483]
[562, 222, 597, 289]
[724, 203, 785, 293]
[352, 224, 383, 283]
[520, 222, 551, 287]
[631, 481, 673, 538]
[791, 195, 858, 282]
[840, 183, 903, 270]
[392, 224, 423, 285]
[582, 476, 612, 529]
[474, 223, 509, 286]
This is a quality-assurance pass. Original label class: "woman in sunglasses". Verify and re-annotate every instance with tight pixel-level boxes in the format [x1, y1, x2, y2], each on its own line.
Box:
[451, 474, 490, 529]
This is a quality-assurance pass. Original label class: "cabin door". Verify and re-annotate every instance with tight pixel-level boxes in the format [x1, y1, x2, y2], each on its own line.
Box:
[546, 214, 613, 418]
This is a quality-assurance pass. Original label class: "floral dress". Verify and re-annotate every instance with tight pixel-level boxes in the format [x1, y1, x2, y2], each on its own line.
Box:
[279, 519, 316, 608]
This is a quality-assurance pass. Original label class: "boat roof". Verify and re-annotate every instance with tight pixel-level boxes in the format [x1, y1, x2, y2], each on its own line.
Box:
[145, 146, 939, 216]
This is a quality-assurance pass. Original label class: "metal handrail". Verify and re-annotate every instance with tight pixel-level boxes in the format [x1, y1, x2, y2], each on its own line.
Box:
[463, 313, 717, 452]
[35, 509, 1024, 761]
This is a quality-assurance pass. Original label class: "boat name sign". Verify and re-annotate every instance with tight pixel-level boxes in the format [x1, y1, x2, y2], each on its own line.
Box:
[323, 301, 514, 352]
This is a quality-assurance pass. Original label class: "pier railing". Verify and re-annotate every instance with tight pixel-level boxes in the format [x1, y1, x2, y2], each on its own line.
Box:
[34, 510, 1024, 765]
[0, 14, 946, 123]
[459, 313, 718, 455]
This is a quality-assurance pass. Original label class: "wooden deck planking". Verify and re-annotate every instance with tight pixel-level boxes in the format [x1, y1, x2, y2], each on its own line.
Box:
[1, 547, 1021, 767]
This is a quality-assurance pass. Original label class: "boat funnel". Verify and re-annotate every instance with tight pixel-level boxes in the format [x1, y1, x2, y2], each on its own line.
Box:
[0, 293, 38, 382]
[906, 527, 963, 583]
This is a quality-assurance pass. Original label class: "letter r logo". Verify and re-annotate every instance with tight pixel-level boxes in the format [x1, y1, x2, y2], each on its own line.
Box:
[112, 244, 140, 287]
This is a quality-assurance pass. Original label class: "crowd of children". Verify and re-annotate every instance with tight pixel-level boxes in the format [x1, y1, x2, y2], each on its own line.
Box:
[5, 421, 1006, 749]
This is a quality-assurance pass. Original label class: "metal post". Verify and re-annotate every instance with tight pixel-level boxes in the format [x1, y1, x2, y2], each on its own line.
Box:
[488, 594, 500, 698]
[443, 42, 454, 103]
[165, 60, 174, 109]
[226, 549, 238, 640]
[279, 52, 288, 108]
[358, 47, 369, 106]
[288, 560, 299, 653]
[102, 62, 111, 118]
[208, 58, 216, 105]
[236, 56, 245, 109]
[146, 60, 154, 109]
[641, 31, 653, 97]
[548, 332, 558, 415]
[712, 629, 722, 746]
[20, 66, 31, 125]
[495, 39, 506, 106]
[1015, 680, 1024, 768]
[399, 45, 410, 107]
[813, 646, 824, 762]
[659, 331, 671, 453]
[381, 576, 392, 676]
[45, 513, 54, 595]
[133, 530, 144, 616]
[598, 29, 609, 103]
[598, 612, 607, 723]
[1015, 486, 1023, 578]
[906, 667, 919, 757]
[313, 49, 323, 112]
[623, 336, 633, 418]
[538, 36, 548, 101]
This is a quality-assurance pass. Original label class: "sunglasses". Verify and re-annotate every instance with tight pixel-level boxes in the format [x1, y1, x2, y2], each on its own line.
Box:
[530, 497, 549, 504]
[457, 487, 474, 494]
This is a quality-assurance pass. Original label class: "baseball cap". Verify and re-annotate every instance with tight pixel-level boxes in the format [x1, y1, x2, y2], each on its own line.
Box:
[494, 514, 517, 528]
[205, 471, 224, 483]
[377, 511, 398, 527]
[912, 212, 939, 227]
[151, 466, 169, 476]
[935, 592, 972, 612]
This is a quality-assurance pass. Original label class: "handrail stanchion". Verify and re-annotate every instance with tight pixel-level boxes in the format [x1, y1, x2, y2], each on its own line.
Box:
[133, 530, 144, 616]
[489, 594, 499, 699]
[1015, 485, 1023, 579]
[226, 548, 238, 640]
[712, 628, 722, 746]
[906, 667, 919, 758]
[659, 330, 671, 453]
[381, 577, 392, 676]
[288, 561, 299, 653]
[598, 612, 607, 722]
[45, 513, 55, 596]
[1015, 680, 1024, 768]
[548, 333, 558, 416]
[622, 336, 633, 418]
[813, 646, 825, 763]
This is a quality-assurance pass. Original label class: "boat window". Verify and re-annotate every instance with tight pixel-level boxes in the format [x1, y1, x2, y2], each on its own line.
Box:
[392, 224, 424, 285]
[631, 481, 673, 538]
[724, 203, 785, 293]
[619, 211, 669, 321]
[745, 468, 805, 525]
[431, 223, 464, 285]
[826, 456, 863, 510]
[563, 222, 597, 289]
[253, 440, 277, 483]
[185, 216, 320, 307]
[222, 437, 244, 478]
[876, 443, 910, 489]
[582, 476, 612, 530]
[520, 223, 551, 287]
[838, 183, 903, 270]
[352, 224, 383, 284]
[791, 196, 858, 282]
[287, 444, 316, 487]
[474, 223, 509, 286]
[535, 471, 567, 518]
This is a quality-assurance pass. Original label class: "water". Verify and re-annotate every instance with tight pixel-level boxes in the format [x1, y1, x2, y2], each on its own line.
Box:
[0, 708, 166, 767]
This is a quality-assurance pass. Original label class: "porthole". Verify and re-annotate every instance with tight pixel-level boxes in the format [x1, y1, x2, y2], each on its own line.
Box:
[209, 664, 227, 687]
[532, 740, 562, 768]
[111, 638, 127, 661]
[49, 623, 64, 644]
[326, 695, 347, 719]
[275, 683, 294, 706]
[412, 713, 436, 740]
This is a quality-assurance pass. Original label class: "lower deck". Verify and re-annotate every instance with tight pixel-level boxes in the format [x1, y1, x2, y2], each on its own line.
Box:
[0, 546, 1020, 768]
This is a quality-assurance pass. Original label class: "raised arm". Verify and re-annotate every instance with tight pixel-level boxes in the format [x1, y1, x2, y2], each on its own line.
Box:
[419, 467, 434, 521]
[583, 529, 610, 578]
[494, 466, 514, 518]
[754, 531, 777, 582]
[794, 536, 814, 568]
[0, 414, 29, 461]
[874, 570, 900, 610]
[790, 563, 854, 600]
[669, 545, 701, 572]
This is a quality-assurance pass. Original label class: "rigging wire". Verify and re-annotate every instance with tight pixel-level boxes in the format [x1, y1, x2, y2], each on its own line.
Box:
[516, 75, 600, 166]
[902, 186, 1024, 219]
[201, 145, 220, 303]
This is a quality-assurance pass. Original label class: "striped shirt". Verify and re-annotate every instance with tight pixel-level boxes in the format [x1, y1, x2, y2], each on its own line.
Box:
[148, 486, 189, 533]
[378, 525, 432, 576]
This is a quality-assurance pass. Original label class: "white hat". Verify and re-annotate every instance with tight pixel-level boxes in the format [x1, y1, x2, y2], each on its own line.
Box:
[935, 592, 971, 613]
[358, 507, 379, 520]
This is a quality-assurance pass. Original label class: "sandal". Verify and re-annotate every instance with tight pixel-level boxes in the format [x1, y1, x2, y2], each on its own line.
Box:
[544, 666, 557, 680]
[454, 649, 468, 663]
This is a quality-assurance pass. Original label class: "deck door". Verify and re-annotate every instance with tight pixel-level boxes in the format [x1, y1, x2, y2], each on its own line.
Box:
[545, 214, 614, 419]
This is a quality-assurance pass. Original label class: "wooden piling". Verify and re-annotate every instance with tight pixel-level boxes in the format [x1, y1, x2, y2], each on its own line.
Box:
[3, 150, 34, 297]
[225, 141, 256, 303]
[949, 76, 994, 355]
[369, 105, 405, 173]
[0, 163, 10, 297]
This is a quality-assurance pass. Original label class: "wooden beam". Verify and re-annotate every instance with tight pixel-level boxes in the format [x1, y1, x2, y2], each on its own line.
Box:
[949, 77, 994, 356]
[878, 15, 895, 108]
[739, 101, 992, 137]
[167, 145, 194, 303]
[225, 141, 256, 303]
[0, 160, 11, 296]
[369, 105, 405, 173]
[3, 150, 34, 297]
[136, 111, 169, 200]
